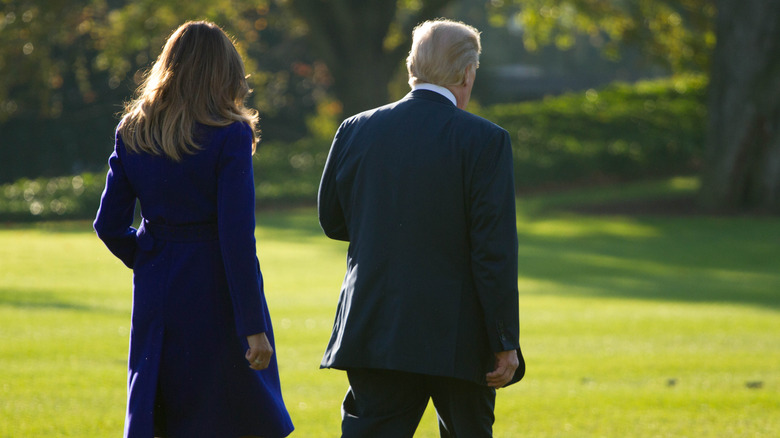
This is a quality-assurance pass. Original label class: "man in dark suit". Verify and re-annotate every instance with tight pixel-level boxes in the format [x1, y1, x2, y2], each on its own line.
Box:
[318, 18, 524, 437]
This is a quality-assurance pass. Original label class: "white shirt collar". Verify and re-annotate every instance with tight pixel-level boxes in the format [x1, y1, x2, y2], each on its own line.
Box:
[412, 83, 457, 107]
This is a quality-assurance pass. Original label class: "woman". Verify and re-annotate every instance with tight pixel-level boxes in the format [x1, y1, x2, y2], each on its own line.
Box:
[94, 21, 293, 437]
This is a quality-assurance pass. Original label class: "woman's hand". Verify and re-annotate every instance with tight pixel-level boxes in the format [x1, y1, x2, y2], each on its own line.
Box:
[245, 332, 273, 370]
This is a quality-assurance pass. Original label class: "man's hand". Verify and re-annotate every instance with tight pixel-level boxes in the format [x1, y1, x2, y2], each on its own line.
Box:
[245, 332, 273, 370]
[486, 349, 519, 388]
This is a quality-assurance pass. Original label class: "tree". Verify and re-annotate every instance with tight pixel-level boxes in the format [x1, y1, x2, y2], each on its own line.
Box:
[90, 0, 325, 139]
[699, 0, 780, 212]
[0, 0, 131, 182]
[285, 0, 454, 117]
[490, 0, 780, 211]
[488, 0, 716, 75]
[0, 0, 111, 122]
[0, 0, 317, 181]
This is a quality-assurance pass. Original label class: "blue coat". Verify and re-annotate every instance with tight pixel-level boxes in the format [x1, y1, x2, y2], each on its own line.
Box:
[94, 122, 293, 437]
[318, 90, 525, 386]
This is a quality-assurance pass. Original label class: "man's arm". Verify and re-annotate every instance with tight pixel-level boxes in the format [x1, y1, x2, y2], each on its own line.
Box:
[468, 128, 522, 385]
[318, 123, 349, 241]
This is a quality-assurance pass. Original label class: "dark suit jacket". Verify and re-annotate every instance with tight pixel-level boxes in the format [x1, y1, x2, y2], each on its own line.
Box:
[318, 89, 524, 386]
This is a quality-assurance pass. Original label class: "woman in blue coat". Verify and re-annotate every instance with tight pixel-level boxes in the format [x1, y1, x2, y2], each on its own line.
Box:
[94, 21, 293, 437]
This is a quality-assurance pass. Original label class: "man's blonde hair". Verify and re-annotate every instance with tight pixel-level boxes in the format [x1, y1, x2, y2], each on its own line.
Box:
[406, 19, 481, 88]
[119, 21, 259, 161]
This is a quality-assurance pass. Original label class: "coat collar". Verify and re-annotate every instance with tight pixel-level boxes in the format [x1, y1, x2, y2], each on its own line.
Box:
[407, 89, 457, 107]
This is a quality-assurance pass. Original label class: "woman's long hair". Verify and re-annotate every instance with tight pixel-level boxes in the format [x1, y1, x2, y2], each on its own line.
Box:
[119, 21, 259, 161]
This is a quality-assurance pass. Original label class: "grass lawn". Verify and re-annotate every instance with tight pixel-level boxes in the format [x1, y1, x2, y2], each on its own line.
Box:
[1, 177, 778, 437]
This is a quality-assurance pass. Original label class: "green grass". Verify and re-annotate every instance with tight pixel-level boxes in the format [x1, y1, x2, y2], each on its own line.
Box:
[1, 177, 779, 437]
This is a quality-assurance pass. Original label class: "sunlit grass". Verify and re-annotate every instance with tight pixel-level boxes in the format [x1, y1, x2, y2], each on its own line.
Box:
[1, 178, 778, 437]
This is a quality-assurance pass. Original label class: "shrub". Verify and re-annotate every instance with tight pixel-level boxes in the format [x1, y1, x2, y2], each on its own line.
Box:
[0, 173, 106, 222]
[0, 75, 708, 221]
[477, 74, 708, 188]
[253, 136, 330, 208]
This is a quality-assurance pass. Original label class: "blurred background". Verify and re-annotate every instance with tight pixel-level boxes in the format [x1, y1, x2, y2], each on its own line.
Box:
[0, 0, 777, 217]
[2, 2, 779, 437]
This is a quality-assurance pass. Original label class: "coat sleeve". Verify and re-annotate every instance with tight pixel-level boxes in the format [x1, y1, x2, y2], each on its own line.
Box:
[217, 123, 268, 337]
[93, 132, 138, 269]
[318, 122, 349, 241]
[468, 128, 521, 354]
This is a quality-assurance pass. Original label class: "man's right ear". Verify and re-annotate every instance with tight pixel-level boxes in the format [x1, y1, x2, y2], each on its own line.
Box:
[463, 65, 476, 85]
[461, 66, 471, 85]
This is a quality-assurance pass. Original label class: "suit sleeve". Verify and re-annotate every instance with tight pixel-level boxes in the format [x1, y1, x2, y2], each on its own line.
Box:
[469, 128, 521, 354]
[318, 122, 349, 241]
[217, 123, 268, 337]
[93, 131, 138, 269]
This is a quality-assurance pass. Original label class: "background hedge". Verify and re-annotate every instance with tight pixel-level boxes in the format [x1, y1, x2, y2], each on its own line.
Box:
[0, 75, 707, 222]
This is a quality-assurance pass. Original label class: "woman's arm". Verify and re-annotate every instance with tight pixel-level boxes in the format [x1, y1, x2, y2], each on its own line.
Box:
[94, 133, 138, 268]
[216, 122, 269, 338]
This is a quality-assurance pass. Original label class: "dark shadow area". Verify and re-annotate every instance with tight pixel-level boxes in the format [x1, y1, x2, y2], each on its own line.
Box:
[0, 220, 97, 234]
[516, 212, 780, 310]
[0, 288, 95, 312]
[563, 195, 780, 217]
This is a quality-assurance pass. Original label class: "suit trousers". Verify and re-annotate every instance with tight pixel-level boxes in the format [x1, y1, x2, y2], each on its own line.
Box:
[341, 368, 496, 438]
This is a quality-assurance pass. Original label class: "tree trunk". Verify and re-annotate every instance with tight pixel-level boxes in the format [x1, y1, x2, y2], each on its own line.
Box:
[287, 0, 453, 117]
[699, 0, 780, 212]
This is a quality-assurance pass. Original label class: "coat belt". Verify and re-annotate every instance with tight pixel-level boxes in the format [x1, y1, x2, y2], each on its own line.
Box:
[141, 219, 219, 242]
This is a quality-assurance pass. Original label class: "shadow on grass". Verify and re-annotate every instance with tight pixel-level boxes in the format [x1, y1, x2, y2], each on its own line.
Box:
[252, 196, 780, 310]
[517, 214, 780, 310]
[0, 220, 96, 234]
[0, 288, 96, 312]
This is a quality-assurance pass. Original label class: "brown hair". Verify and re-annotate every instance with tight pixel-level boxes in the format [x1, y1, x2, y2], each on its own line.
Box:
[119, 21, 259, 161]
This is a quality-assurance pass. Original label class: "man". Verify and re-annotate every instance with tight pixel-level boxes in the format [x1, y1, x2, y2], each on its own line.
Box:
[317, 18, 524, 437]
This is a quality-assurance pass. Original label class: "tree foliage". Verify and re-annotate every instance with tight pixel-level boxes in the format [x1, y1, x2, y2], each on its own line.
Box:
[2, 0, 716, 127]
[0, 0, 462, 132]
[0, 0, 109, 121]
[6, 0, 775, 213]
[489, 0, 716, 72]
[0, 0, 339, 138]
[91, 0, 331, 135]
